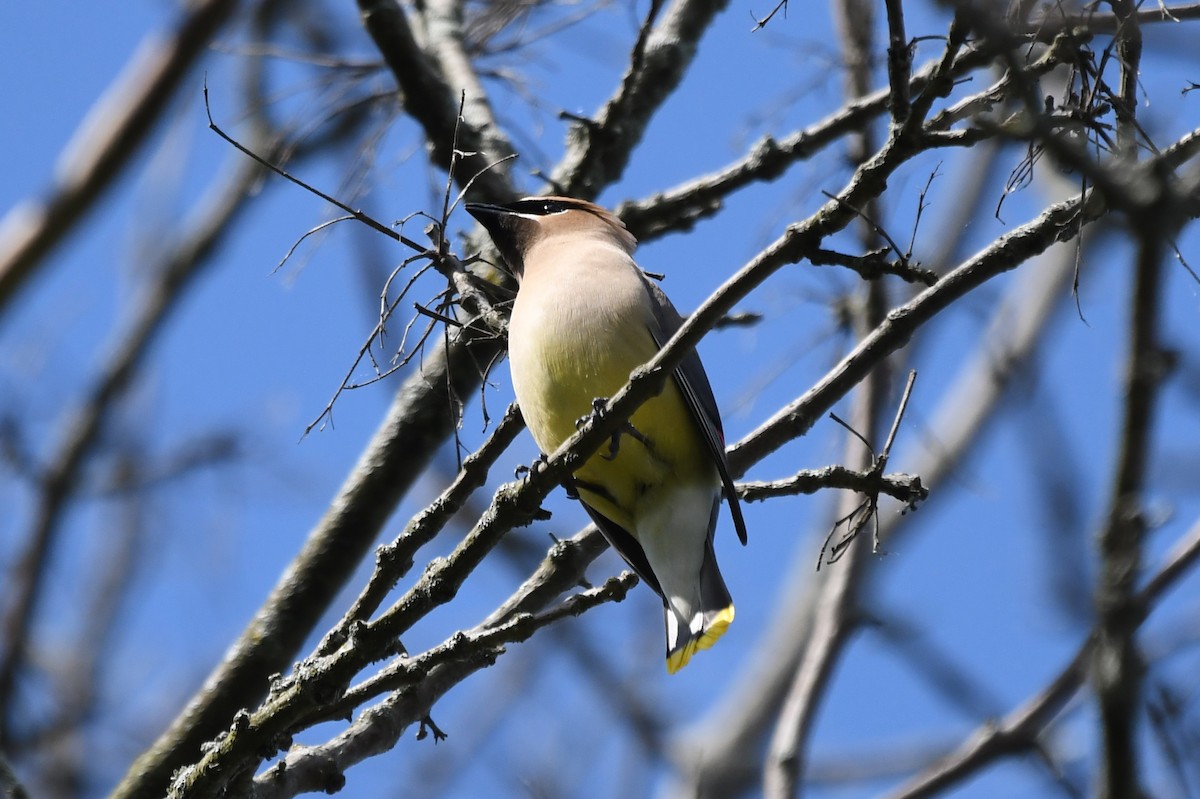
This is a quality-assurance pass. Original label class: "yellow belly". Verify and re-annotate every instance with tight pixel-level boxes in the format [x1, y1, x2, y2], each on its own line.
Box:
[509, 293, 711, 530]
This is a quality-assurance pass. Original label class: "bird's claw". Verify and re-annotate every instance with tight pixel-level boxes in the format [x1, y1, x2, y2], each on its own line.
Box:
[573, 397, 652, 461]
[575, 397, 610, 431]
[515, 453, 550, 481]
[601, 421, 652, 461]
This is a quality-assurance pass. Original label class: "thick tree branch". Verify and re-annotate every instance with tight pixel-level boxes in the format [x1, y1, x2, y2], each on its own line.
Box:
[246, 574, 637, 799]
[550, 0, 732, 198]
[357, 0, 514, 201]
[1093, 161, 1167, 799]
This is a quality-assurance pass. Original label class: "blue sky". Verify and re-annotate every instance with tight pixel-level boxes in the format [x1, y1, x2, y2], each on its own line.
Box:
[2, 2, 1200, 798]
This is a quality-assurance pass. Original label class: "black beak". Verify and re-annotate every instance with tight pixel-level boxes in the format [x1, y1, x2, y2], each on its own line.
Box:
[465, 202, 523, 279]
[465, 202, 510, 225]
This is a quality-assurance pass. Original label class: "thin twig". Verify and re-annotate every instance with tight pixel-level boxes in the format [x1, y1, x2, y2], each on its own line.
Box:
[203, 78, 424, 252]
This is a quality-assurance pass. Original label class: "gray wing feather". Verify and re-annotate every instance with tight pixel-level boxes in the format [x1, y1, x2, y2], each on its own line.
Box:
[641, 278, 749, 546]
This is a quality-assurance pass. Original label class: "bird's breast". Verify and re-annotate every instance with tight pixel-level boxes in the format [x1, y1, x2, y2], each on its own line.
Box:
[507, 259, 714, 528]
[508, 267, 653, 450]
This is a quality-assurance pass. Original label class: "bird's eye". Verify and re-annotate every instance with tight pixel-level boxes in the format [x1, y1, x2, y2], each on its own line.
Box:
[510, 198, 571, 216]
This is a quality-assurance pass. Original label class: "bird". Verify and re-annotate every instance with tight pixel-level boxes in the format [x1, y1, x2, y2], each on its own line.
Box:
[466, 195, 747, 673]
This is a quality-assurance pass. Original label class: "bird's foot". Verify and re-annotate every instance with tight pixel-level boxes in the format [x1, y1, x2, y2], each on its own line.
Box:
[575, 397, 610, 431]
[574, 397, 651, 460]
[515, 452, 550, 481]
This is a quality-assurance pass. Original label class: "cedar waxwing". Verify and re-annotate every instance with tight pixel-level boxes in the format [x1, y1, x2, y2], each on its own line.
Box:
[466, 196, 748, 673]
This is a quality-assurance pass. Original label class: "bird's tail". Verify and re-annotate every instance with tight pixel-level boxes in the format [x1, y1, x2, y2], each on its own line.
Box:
[664, 538, 734, 674]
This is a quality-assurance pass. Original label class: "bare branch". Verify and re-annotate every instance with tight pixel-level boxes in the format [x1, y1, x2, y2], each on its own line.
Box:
[247, 574, 638, 799]
[807, 247, 938, 285]
[1021, 1, 1200, 40]
[889, 519, 1200, 799]
[729, 183, 1104, 473]
[670, 179, 1093, 799]
[0, 152, 270, 749]
[357, 0, 515, 201]
[617, 44, 998, 240]
[0, 0, 239, 314]
[313, 402, 526, 658]
[550, 0, 734, 198]
[205, 80, 425, 251]
[1093, 84, 1164, 799]
[739, 466, 926, 506]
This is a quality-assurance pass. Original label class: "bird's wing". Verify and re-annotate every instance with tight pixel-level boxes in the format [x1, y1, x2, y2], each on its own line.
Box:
[641, 279, 749, 546]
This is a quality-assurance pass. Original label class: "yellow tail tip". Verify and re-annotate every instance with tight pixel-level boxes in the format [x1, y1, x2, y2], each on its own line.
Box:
[665, 605, 735, 674]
